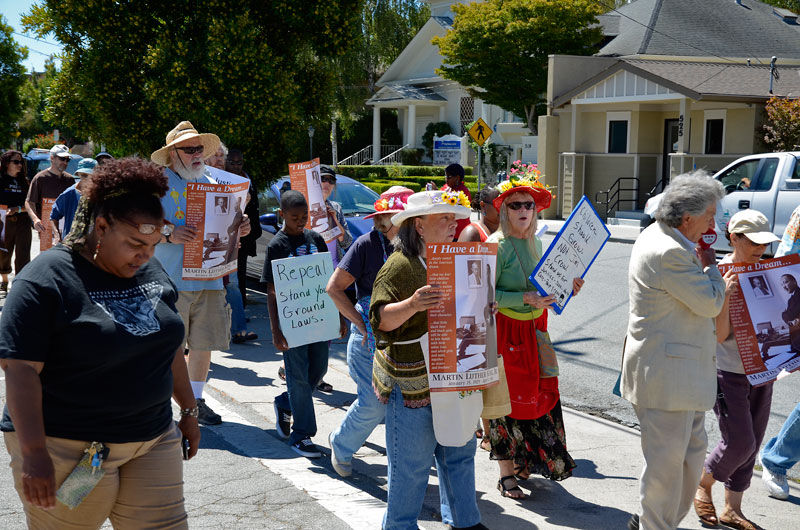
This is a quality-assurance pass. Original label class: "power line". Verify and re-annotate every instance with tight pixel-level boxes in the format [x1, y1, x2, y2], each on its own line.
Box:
[596, 0, 757, 65]
[12, 31, 61, 48]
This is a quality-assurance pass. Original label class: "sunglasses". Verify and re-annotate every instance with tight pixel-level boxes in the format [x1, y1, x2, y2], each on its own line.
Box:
[174, 146, 204, 155]
[117, 217, 174, 236]
[507, 201, 536, 211]
[321, 175, 337, 184]
[9, 159, 23, 165]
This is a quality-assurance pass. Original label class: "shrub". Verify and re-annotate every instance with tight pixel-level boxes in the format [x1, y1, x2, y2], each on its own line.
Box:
[421, 121, 454, 158]
[400, 148, 425, 165]
[337, 165, 473, 179]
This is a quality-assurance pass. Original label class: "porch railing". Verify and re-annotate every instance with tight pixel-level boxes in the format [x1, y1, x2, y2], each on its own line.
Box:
[378, 144, 409, 165]
[338, 145, 373, 166]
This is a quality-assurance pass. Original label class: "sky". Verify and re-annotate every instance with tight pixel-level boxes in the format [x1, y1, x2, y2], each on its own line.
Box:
[0, 1, 63, 73]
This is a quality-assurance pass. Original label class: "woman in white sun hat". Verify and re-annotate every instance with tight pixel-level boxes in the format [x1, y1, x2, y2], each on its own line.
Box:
[369, 189, 488, 530]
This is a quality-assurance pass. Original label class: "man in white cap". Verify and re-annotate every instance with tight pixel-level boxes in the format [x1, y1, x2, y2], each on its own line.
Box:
[25, 145, 75, 237]
[151, 121, 251, 425]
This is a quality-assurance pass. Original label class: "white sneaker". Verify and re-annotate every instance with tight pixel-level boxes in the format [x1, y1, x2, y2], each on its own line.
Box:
[762, 466, 789, 500]
[328, 432, 352, 477]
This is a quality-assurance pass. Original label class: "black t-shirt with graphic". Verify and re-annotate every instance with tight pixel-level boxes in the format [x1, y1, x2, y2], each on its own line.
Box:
[260, 228, 328, 285]
[0, 246, 185, 443]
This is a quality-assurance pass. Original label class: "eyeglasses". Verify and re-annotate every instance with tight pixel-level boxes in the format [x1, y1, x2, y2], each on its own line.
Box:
[117, 217, 174, 236]
[507, 201, 535, 211]
[321, 176, 337, 184]
[174, 146, 204, 155]
[9, 159, 23, 165]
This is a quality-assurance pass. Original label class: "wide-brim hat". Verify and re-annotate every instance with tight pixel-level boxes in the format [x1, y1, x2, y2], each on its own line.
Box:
[365, 186, 414, 220]
[390, 190, 471, 226]
[150, 121, 221, 167]
[493, 184, 552, 213]
[728, 209, 780, 245]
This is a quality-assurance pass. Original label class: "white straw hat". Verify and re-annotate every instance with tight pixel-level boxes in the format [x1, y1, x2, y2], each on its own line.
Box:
[390, 190, 471, 226]
[150, 121, 221, 167]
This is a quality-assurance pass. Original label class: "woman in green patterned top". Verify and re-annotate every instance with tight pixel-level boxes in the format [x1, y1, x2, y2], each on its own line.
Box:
[487, 180, 585, 500]
[369, 190, 488, 530]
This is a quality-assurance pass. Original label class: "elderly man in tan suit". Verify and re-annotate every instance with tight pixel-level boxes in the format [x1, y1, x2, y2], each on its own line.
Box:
[623, 172, 733, 530]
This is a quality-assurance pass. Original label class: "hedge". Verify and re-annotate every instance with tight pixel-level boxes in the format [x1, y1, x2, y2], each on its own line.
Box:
[362, 179, 478, 197]
[337, 165, 473, 180]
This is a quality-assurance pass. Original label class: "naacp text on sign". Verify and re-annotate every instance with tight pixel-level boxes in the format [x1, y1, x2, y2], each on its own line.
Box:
[531, 196, 609, 314]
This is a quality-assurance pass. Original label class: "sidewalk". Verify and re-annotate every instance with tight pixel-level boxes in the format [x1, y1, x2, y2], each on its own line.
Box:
[542, 218, 642, 244]
[204, 287, 800, 530]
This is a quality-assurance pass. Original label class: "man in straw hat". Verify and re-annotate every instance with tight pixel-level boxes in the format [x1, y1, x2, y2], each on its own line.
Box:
[151, 121, 251, 426]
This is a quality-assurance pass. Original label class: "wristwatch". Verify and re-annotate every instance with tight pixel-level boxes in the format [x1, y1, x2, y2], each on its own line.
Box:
[179, 406, 199, 418]
[165, 232, 172, 243]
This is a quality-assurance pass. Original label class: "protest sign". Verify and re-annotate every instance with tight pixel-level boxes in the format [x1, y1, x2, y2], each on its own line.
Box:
[426, 242, 499, 392]
[182, 168, 250, 280]
[288, 158, 342, 243]
[0, 205, 7, 251]
[531, 196, 609, 314]
[40, 198, 56, 251]
[271, 252, 340, 348]
[719, 254, 800, 385]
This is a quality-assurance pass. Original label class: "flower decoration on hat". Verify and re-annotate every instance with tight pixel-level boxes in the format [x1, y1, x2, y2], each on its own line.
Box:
[442, 190, 471, 207]
[494, 162, 555, 212]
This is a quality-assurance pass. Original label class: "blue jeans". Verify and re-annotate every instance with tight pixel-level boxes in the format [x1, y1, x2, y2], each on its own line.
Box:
[330, 324, 387, 463]
[761, 401, 800, 477]
[275, 340, 329, 444]
[383, 386, 480, 530]
[225, 275, 247, 334]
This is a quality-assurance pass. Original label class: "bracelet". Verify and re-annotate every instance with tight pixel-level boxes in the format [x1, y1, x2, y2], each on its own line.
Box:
[179, 406, 199, 418]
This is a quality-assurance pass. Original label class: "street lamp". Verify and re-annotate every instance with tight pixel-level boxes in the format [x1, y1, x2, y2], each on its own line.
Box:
[308, 125, 315, 159]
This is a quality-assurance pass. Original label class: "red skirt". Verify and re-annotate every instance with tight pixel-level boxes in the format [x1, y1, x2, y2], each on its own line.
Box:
[497, 310, 559, 420]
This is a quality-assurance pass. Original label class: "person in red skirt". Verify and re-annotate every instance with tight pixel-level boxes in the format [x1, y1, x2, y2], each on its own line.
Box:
[486, 178, 585, 500]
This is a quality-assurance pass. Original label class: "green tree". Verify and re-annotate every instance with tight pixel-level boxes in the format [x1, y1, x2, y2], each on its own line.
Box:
[760, 0, 800, 11]
[763, 96, 800, 151]
[0, 15, 28, 147]
[330, 1, 428, 147]
[22, 0, 363, 183]
[433, 0, 604, 134]
[18, 57, 57, 141]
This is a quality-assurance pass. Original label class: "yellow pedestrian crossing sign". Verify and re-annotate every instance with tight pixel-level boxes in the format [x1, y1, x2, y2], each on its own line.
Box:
[468, 118, 492, 146]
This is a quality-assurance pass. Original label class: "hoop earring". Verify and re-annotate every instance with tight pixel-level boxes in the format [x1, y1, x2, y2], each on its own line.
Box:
[93, 238, 102, 261]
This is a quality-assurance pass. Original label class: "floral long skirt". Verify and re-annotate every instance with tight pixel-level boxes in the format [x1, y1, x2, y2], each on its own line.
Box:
[488, 400, 576, 481]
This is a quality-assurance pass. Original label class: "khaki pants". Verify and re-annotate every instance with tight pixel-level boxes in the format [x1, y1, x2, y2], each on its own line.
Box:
[4, 424, 187, 530]
[176, 289, 231, 351]
[634, 405, 707, 530]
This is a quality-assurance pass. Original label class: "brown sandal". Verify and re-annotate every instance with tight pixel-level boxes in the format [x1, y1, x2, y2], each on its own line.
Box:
[719, 510, 761, 530]
[497, 475, 526, 499]
[693, 496, 718, 527]
[479, 436, 491, 452]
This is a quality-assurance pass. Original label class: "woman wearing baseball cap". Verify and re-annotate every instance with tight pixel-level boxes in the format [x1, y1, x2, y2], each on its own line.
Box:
[694, 209, 779, 530]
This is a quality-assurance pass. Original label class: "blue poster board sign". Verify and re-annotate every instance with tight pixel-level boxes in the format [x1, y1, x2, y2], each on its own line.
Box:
[530, 195, 610, 314]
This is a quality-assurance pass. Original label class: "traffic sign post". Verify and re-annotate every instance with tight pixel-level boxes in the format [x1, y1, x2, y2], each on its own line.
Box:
[468, 118, 493, 206]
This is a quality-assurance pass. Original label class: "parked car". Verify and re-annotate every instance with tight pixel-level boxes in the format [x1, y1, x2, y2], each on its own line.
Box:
[245, 174, 379, 278]
[24, 148, 84, 180]
[643, 152, 800, 254]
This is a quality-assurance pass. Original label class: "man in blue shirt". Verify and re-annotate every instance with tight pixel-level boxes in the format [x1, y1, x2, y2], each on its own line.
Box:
[50, 158, 97, 241]
[151, 121, 251, 425]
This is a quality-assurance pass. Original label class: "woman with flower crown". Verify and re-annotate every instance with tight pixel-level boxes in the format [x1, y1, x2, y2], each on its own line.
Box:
[487, 176, 585, 500]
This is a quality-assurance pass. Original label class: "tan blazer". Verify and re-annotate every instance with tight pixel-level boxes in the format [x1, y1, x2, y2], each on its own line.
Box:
[622, 222, 726, 411]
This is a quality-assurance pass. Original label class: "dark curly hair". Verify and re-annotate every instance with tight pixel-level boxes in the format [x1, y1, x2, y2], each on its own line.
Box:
[0, 150, 27, 182]
[85, 157, 168, 222]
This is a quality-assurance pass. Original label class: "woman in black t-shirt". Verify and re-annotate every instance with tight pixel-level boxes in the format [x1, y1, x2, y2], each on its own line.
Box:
[0, 157, 199, 529]
[0, 150, 32, 292]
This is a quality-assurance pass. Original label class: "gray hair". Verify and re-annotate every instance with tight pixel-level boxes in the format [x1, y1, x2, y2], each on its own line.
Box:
[218, 142, 228, 156]
[391, 218, 424, 257]
[372, 214, 393, 233]
[654, 170, 725, 228]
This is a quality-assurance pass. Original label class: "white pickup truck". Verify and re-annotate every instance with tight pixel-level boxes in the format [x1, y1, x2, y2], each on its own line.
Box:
[644, 152, 800, 253]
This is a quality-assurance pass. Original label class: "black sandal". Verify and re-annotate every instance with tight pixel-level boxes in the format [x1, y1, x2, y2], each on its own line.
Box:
[497, 475, 526, 499]
[317, 380, 334, 393]
[514, 464, 530, 481]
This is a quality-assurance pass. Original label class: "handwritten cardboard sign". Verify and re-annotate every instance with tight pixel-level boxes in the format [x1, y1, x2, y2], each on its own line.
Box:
[426, 242, 499, 391]
[40, 198, 56, 251]
[719, 254, 800, 386]
[271, 252, 339, 348]
[531, 196, 609, 314]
